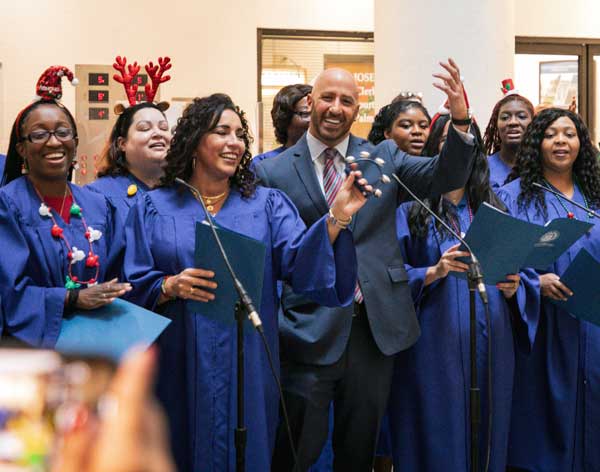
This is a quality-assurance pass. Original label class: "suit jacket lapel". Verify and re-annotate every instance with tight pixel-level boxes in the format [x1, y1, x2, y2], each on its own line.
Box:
[292, 136, 329, 216]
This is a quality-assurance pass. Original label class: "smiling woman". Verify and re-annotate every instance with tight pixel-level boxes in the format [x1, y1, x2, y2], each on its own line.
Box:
[0, 66, 130, 347]
[87, 102, 172, 226]
[122, 93, 366, 471]
[498, 108, 600, 471]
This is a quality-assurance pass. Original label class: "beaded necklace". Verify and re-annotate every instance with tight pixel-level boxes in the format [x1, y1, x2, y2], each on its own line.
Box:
[32, 181, 102, 289]
[445, 195, 473, 238]
[542, 178, 594, 220]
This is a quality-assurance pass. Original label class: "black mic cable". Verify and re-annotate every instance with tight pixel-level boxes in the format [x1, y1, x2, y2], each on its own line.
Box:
[388, 172, 493, 472]
[175, 177, 299, 470]
[532, 181, 600, 219]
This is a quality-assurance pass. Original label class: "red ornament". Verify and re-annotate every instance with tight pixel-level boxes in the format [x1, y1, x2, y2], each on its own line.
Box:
[51, 224, 63, 238]
[84, 231, 91, 239]
[85, 253, 99, 268]
[89, 278, 96, 285]
[568, 212, 575, 219]
[72, 276, 79, 282]
[67, 251, 73, 260]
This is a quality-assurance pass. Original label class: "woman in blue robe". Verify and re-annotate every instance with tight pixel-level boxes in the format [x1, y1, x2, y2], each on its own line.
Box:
[483, 92, 534, 189]
[122, 94, 366, 472]
[87, 102, 171, 226]
[389, 117, 540, 472]
[497, 108, 600, 472]
[0, 88, 129, 346]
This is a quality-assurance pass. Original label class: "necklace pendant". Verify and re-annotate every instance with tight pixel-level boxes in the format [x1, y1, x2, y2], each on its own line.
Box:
[39, 202, 51, 217]
[567, 212, 575, 219]
[127, 184, 138, 197]
[65, 276, 81, 290]
[51, 224, 63, 238]
[70, 203, 82, 216]
[207, 204, 214, 212]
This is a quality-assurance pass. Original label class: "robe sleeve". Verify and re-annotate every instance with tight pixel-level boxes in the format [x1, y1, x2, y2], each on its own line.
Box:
[509, 268, 541, 353]
[267, 189, 357, 308]
[103, 196, 126, 281]
[121, 196, 166, 311]
[396, 204, 429, 305]
[0, 194, 66, 347]
[497, 187, 542, 352]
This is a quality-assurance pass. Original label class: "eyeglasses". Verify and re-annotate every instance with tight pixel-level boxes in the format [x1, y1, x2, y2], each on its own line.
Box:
[293, 111, 311, 120]
[21, 128, 76, 144]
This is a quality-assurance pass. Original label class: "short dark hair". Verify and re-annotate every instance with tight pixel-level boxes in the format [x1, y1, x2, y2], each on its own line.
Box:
[4, 100, 78, 185]
[368, 100, 431, 145]
[271, 84, 312, 145]
[162, 93, 256, 197]
[97, 102, 167, 177]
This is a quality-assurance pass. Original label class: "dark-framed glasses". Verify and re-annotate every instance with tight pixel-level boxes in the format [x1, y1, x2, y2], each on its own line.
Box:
[21, 128, 76, 144]
[293, 111, 311, 120]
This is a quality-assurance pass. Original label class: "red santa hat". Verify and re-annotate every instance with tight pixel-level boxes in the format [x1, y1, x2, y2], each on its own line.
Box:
[35, 65, 79, 100]
[501, 78, 519, 96]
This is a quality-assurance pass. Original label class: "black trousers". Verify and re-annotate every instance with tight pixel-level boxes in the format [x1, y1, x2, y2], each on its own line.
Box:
[272, 304, 394, 472]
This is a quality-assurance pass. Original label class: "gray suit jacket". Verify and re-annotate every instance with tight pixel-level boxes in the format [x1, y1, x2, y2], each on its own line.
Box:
[254, 129, 475, 365]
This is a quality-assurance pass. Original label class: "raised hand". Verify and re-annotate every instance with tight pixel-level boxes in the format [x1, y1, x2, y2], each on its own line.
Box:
[432, 58, 469, 130]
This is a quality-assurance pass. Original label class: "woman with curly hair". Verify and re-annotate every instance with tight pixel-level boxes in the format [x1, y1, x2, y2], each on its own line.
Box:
[498, 108, 600, 471]
[387, 115, 539, 472]
[87, 102, 171, 225]
[253, 83, 312, 166]
[122, 93, 367, 471]
[368, 100, 431, 154]
[483, 93, 534, 189]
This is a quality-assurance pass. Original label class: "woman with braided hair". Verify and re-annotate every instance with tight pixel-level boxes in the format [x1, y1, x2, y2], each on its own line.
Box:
[122, 93, 367, 471]
[498, 108, 600, 471]
[483, 93, 534, 189]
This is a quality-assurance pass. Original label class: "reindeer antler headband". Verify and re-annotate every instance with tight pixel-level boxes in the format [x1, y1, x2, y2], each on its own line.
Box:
[112, 55, 172, 115]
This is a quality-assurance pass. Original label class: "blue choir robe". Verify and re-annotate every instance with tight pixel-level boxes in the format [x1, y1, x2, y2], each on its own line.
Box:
[87, 173, 149, 227]
[488, 152, 513, 190]
[122, 185, 357, 472]
[388, 198, 540, 472]
[498, 179, 600, 472]
[250, 146, 286, 169]
[0, 177, 119, 346]
[0, 154, 6, 185]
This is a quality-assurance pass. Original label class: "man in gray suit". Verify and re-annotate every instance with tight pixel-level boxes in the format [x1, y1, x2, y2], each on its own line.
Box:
[255, 60, 475, 471]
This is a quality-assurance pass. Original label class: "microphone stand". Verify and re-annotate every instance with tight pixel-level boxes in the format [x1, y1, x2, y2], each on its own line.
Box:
[175, 178, 261, 472]
[389, 173, 489, 472]
[532, 182, 600, 219]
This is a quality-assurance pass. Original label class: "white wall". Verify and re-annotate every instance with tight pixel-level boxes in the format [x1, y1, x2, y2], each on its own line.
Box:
[516, 0, 600, 37]
[375, 0, 516, 128]
[0, 0, 373, 151]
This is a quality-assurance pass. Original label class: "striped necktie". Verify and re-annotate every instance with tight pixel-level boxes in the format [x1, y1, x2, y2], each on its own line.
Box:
[321, 148, 364, 304]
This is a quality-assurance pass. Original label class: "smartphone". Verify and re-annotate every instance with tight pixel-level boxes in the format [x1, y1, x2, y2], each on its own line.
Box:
[0, 348, 115, 471]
